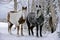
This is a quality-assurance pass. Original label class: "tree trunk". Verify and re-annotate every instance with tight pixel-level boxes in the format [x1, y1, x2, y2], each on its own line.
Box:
[14, 0, 17, 12]
[50, 0, 56, 31]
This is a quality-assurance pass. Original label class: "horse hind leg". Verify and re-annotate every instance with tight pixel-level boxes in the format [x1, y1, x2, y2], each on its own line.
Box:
[36, 24, 39, 37]
[8, 22, 13, 34]
[28, 27, 30, 36]
[31, 26, 34, 36]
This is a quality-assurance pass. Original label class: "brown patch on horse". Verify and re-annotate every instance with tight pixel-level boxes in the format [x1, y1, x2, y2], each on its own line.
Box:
[18, 16, 25, 36]
[18, 16, 25, 24]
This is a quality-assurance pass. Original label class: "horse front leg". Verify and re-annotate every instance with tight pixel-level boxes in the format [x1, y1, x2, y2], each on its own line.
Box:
[8, 22, 13, 34]
[28, 26, 30, 36]
[36, 24, 39, 37]
[40, 24, 43, 37]
[21, 24, 24, 36]
[17, 25, 19, 36]
[26, 19, 31, 35]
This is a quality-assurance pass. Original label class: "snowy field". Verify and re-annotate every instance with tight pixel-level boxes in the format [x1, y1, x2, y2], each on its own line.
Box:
[0, 22, 60, 40]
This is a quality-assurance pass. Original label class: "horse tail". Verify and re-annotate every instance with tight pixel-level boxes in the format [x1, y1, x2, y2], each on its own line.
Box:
[7, 12, 10, 22]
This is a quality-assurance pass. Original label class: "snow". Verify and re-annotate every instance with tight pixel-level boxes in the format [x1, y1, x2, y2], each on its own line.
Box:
[0, 0, 60, 40]
[0, 22, 60, 40]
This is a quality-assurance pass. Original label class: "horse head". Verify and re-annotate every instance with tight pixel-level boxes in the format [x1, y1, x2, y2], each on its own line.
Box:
[37, 13, 44, 25]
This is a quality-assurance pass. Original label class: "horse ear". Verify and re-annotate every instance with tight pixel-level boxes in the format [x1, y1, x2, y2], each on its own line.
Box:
[36, 5, 38, 7]
[39, 5, 41, 8]
[22, 6, 27, 10]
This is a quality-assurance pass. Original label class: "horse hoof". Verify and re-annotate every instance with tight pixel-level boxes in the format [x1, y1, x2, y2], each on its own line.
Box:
[21, 34, 24, 36]
[36, 34, 39, 37]
[36, 35, 39, 37]
[40, 35, 42, 37]
[17, 34, 19, 37]
[32, 34, 34, 36]
[28, 34, 31, 36]
[9, 32, 12, 35]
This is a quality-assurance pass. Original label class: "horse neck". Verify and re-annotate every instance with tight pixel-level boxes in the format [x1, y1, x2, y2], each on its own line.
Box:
[38, 14, 43, 18]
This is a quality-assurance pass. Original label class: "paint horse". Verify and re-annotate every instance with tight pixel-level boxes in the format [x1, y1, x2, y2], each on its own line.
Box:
[7, 7, 27, 36]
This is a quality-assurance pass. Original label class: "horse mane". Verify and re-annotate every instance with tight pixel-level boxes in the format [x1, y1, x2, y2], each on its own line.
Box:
[10, 11, 16, 13]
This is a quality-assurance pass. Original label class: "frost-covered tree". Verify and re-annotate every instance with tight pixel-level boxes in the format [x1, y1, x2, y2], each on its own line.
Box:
[0, 0, 12, 4]
[57, 0, 60, 38]
[14, 0, 17, 12]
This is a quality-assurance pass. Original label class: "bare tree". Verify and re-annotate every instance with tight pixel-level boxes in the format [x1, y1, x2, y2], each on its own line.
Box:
[31, 0, 35, 12]
[0, 0, 12, 4]
[14, 0, 17, 12]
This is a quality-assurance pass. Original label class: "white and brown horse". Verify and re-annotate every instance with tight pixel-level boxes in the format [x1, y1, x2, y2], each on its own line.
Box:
[7, 7, 27, 36]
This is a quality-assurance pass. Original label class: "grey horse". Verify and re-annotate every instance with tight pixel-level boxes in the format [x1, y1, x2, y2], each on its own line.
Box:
[26, 9, 44, 37]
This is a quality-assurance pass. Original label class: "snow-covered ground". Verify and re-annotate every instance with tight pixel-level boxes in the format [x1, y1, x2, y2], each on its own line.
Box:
[0, 22, 60, 40]
[0, 0, 60, 40]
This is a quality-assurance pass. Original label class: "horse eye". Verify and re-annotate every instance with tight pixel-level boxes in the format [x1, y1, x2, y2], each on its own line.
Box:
[36, 5, 38, 7]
